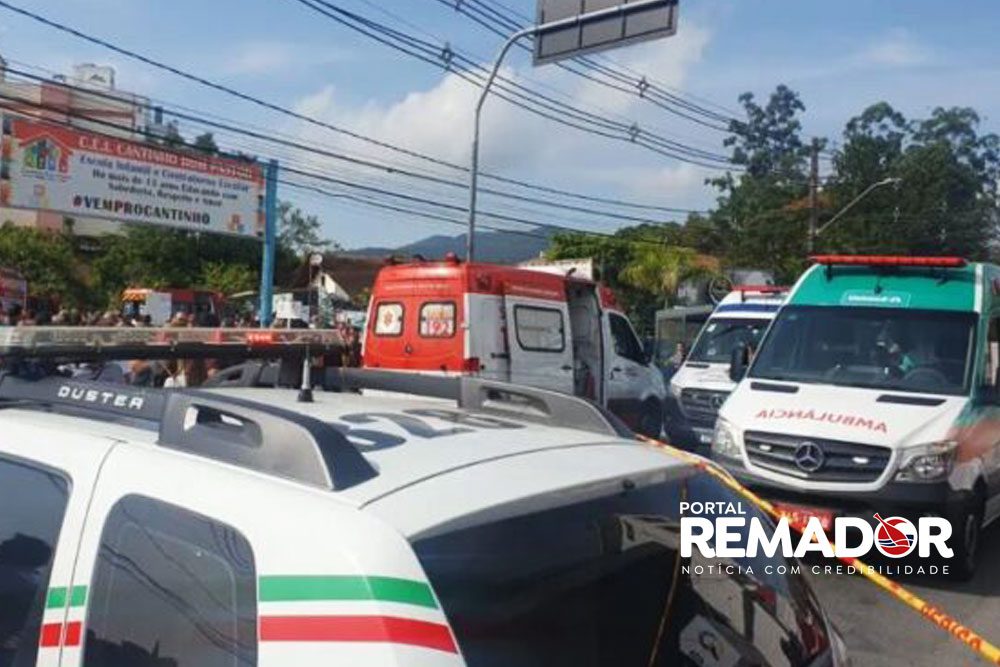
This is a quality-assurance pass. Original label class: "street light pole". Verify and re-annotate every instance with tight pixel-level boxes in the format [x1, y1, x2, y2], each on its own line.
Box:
[811, 177, 902, 249]
[467, 25, 534, 262]
[465, 0, 667, 262]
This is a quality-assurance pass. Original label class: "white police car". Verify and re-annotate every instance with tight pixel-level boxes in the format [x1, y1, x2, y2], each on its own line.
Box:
[0, 328, 846, 667]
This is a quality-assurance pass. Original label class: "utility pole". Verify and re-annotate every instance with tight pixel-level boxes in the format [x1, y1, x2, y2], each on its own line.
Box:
[807, 137, 820, 254]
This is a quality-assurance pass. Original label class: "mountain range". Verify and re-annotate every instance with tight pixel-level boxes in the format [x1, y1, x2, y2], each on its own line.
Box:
[350, 226, 559, 264]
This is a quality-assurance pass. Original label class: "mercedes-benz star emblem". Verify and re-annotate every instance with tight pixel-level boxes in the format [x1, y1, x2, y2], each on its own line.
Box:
[710, 394, 727, 409]
[793, 441, 825, 473]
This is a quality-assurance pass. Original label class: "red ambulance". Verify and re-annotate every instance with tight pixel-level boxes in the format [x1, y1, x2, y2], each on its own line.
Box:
[362, 255, 668, 436]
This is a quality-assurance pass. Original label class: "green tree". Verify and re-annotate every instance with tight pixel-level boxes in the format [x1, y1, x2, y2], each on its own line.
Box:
[823, 105, 999, 257]
[278, 201, 337, 256]
[192, 132, 219, 155]
[200, 261, 257, 294]
[620, 245, 713, 308]
[161, 121, 184, 148]
[0, 223, 86, 307]
[709, 85, 816, 280]
[545, 224, 712, 334]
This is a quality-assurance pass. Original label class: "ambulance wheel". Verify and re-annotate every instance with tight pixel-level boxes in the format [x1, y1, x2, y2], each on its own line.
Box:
[637, 400, 663, 439]
[948, 497, 983, 582]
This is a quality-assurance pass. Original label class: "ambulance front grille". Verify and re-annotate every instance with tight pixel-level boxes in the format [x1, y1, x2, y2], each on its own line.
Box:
[744, 431, 891, 483]
[679, 388, 729, 426]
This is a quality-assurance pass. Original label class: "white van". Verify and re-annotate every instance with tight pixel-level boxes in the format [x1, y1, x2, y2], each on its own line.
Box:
[665, 286, 786, 448]
[711, 255, 1000, 579]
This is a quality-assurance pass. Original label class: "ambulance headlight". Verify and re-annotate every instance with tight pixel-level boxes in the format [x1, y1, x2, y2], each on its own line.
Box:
[711, 417, 741, 460]
[669, 381, 683, 399]
[895, 441, 957, 482]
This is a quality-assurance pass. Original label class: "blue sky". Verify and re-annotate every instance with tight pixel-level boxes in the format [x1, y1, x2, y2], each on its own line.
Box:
[2, 0, 998, 249]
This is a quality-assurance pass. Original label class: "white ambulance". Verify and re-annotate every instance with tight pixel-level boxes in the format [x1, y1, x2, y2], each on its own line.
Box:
[712, 255, 1000, 579]
[665, 286, 787, 449]
[0, 327, 847, 667]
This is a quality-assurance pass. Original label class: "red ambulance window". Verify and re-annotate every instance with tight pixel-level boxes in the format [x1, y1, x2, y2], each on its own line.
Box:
[420, 302, 456, 338]
[374, 302, 404, 336]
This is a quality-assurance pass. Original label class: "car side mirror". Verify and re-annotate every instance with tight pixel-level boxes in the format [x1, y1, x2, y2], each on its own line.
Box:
[729, 343, 749, 382]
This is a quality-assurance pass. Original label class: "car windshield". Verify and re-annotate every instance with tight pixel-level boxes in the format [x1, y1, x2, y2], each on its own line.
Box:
[749, 305, 976, 395]
[688, 317, 771, 363]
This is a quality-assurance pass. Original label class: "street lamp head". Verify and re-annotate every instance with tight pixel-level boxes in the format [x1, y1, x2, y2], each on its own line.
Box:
[880, 177, 903, 187]
[309, 253, 324, 267]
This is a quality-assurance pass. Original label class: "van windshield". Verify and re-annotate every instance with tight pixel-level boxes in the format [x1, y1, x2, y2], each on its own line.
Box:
[750, 305, 976, 395]
[688, 317, 770, 364]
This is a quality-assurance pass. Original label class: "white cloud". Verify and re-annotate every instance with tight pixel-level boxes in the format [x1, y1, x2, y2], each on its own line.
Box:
[290, 67, 550, 170]
[283, 22, 721, 245]
[858, 28, 929, 68]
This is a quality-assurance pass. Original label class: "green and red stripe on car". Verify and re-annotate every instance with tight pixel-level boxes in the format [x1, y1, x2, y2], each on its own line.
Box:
[40, 576, 458, 655]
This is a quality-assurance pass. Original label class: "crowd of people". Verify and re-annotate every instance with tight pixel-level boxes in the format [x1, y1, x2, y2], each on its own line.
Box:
[1, 304, 365, 386]
[0, 305, 253, 328]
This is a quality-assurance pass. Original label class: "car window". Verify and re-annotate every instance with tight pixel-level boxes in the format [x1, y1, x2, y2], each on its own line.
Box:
[413, 470, 829, 667]
[610, 314, 645, 363]
[514, 305, 565, 352]
[0, 456, 70, 667]
[374, 302, 404, 336]
[83, 496, 257, 667]
[420, 302, 456, 338]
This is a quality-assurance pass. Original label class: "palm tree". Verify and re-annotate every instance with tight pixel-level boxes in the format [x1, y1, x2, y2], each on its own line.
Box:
[620, 245, 716, 306]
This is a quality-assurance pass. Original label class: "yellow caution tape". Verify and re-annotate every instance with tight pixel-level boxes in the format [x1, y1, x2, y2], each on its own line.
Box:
[637, 435, 1000, 666]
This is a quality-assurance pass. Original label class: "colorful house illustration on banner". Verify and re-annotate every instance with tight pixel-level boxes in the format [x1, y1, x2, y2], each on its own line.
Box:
[20, 133, 72, 174]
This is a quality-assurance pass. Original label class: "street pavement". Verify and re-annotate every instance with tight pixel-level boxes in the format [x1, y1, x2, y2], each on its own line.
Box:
[806, 525, 1000, 666]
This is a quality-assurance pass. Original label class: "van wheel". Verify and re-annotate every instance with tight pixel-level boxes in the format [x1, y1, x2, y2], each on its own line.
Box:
[948, 498, 984, 582]
[637, 400, 663, 439]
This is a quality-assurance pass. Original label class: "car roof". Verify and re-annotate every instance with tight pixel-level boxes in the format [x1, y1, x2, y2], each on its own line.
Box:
[0, 379, 694, 540]
[204, 387, 651, 506]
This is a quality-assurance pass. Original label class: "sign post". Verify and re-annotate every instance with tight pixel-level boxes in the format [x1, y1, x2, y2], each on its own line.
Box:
[259, 159, 279, 327]
[466, 0, 678, 261]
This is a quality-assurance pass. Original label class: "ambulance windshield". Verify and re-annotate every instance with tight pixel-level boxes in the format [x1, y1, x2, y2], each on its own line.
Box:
[687, 317, 770, 364]
[749, 306, 976, 395]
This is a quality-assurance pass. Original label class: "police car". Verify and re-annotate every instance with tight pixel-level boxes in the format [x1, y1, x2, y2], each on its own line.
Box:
[0, 327, 846, 666]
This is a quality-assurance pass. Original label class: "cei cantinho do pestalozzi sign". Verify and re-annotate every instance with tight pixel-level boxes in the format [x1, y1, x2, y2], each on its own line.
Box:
[0, 115, 265, 238]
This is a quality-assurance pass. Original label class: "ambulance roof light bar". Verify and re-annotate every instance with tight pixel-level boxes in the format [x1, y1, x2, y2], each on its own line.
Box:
[810, 255, 968, 268]
[733, 285, 789, 302]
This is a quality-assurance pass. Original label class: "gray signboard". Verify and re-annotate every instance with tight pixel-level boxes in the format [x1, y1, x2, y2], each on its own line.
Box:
[534, 0, 679, 66]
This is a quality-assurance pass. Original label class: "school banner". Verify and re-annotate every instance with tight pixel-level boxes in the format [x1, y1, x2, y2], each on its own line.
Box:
[0, 114, 265, 237]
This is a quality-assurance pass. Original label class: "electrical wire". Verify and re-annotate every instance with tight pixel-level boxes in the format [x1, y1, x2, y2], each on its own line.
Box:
[1, 66, 694, 226]
[0, 0, 707, 214]
[287, 0, 739, 168]
[0, 90, 691, 248]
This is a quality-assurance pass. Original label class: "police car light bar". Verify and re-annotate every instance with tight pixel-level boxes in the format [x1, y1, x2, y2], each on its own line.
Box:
[810, 255, 968, 268]
[0, 327, 345, 360]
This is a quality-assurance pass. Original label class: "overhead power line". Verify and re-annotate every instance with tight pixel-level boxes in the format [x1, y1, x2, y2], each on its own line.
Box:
[437, 0, 840, 159]
[430, 0, 736, 132]
[2, 66, 698, 225]
[0, 89, 694, 248]
[0, 0, 706, 214]
[287, 0, 739, 168]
